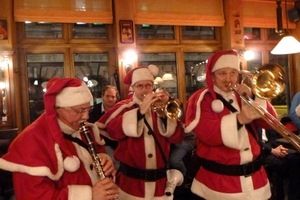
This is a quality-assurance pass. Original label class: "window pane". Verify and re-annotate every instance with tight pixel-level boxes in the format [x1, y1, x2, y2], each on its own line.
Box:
[267, 28, 284, 40]
[72, 23, 108, 38]
[184, 52, 212, 99]
[245, 51, 262, 71]
[137, 25, 174, 39]
[269, 53, 289, 106]
[27, 53, 64, 122]
[25, 22, 62, 38]
[74, 53, 109, 104]
[182, 26, 215, 40]
[244, 27, 261, 40]
[138, 53, 178, 98]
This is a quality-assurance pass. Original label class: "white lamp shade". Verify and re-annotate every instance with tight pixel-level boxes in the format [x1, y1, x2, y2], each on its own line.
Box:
[154, 77, 164, 83]
[162, 73, 174, 80]
[271, 36, 300, 55]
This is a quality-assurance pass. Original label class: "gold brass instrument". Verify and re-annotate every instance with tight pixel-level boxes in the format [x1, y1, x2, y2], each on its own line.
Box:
[232, 63, 300, 152]
[151, 98, 183, 119]
[80, 122, 106, 179]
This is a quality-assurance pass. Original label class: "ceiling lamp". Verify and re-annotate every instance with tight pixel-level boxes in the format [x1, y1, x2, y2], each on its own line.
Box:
[154, 77, 163, 83]
[271, 0, 300, 55]
[271, 36, 300, 54]
[162, 73, 174, 81]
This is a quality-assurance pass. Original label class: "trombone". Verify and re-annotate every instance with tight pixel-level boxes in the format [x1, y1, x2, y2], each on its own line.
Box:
[232, 63, 300, 152]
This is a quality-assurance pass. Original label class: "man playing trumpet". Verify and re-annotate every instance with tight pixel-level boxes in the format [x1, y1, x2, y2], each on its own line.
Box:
[96, 65, 184, 200]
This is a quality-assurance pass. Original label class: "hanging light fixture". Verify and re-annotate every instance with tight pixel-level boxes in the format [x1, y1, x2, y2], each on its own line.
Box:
[154, 76, 163, 83]
[271, 0, 300, 54]
[162, 73, 174, 81]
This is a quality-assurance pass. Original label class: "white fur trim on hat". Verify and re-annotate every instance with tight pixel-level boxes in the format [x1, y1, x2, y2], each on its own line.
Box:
[63, 156, 80, 172]
[56, 82, 92, 107]
[211, 99, 224, 113]
[212, 55, 240, 72]
[131, 65, 158, 86]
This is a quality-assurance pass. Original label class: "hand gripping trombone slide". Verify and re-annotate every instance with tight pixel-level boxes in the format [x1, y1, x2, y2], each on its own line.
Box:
[232, 63, 300, 152]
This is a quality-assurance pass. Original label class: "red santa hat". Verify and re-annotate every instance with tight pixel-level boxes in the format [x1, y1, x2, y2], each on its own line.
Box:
[124, 64, 159, 85]
[185, 50, 240, 132]
[44, 78, 92, 172]
[206, 49, 239, 98]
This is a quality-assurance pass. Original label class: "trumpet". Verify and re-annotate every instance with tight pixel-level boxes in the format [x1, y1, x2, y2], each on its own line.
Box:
[80, 122, 106, 179]
[151, 98, 183, 119]
[232, 63, 300, 152]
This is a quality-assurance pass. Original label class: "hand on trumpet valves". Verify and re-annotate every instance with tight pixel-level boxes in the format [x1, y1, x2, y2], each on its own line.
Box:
[140, 92, 158, 115]
[92, 177, 119, 200]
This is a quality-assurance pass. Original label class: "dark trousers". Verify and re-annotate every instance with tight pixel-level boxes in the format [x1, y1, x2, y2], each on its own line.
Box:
[264, 152, 300, 200]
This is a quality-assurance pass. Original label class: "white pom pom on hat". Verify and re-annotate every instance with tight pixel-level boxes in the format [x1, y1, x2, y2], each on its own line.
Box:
[124, 64, 159, 86]
[148, 64, 159, 76]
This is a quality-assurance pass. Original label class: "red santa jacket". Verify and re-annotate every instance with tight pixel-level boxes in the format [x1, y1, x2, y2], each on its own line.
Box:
[96, 96, 184, 199]
[0, 114, 106, 200]
[185, 88, 277, 200]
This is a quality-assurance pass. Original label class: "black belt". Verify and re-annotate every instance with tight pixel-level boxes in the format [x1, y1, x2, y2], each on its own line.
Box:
[199, 156, 262, 177]
[119, 162, 166, 182]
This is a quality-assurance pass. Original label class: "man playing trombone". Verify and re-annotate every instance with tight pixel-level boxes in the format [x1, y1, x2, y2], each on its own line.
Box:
[185, 49, 278, 200]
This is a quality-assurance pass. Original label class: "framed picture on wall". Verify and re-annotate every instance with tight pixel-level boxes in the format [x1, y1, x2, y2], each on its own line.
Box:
[119, 20, 134, 43]
[0, 19, 8, 40]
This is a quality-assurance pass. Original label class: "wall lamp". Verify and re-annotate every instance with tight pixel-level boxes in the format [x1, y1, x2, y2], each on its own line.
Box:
[122, 50, 137, 73]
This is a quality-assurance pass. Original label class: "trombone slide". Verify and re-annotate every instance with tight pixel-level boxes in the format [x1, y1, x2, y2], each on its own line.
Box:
[233, 90, 300, 152]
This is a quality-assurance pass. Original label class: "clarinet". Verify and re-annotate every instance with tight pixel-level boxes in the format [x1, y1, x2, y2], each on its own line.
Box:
[80, 122, 106, 180]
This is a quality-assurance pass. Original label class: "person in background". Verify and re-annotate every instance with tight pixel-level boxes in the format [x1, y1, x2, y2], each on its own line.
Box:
[155, 88, 196, 180]
[0, 78, 119, 200]
[185, 50, 278, 200]
[88, 85, 120, 170]
[289, 91, 300, 132]
[96, 65, 184, 200]
[259, 128, 300, 200]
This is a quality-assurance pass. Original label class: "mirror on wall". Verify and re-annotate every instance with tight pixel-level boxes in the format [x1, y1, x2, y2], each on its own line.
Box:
[26, 53, 64, 122]
[184, 52, 212, 99]
[74, 53, 110, 104]
[138, 53, 178, 98]
[0, 59, 7, 120]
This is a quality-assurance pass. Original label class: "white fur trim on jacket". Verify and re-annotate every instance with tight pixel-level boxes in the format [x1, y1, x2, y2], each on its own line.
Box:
[85, 122, 105, 145]
[191, 178, 271, 200]
[221, 113, 247, 150]
[157, 117, 178, 137]
[0, 143, 64, 181]
[185, 89, 208, 133]
[96, 101, 136, 130]
[122, 108, 144, 137]
[68, 185, 92, 200]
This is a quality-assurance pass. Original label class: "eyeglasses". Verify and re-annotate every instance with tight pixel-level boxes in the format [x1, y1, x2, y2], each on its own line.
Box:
[133, 83, 153, 90]
[56, 106, 94, 114]
[70, 106, 94, 114]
